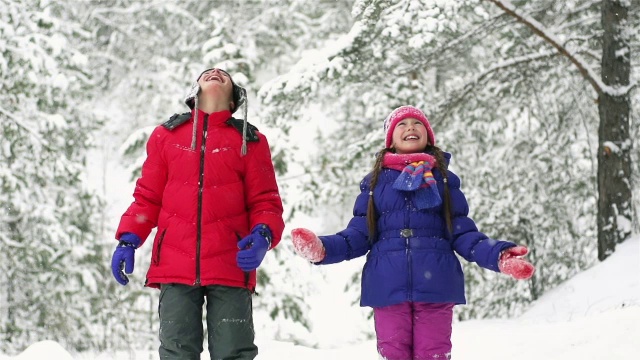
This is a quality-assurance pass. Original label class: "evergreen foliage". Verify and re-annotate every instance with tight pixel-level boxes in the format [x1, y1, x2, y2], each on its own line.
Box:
[259, 0, 639, 320]
[0, 0, 103, 353]
[0, 0, 637, 354]
[73, 0, 355, 351]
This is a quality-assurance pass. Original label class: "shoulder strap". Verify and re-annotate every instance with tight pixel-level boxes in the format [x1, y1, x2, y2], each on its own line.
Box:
[162, 112, 191, 130]
[225, 117, 260, 142]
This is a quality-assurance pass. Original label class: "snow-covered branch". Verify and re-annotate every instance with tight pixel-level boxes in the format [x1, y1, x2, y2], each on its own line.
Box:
[0, 106, 48, 147]
[438, 50, 559, 115]
[259, 0, 390, 123]
[485, 0, 607, 95]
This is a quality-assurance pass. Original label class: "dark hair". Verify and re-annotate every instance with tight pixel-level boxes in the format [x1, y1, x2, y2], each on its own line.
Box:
[366, 145, 453, 241]
[186, 68, 246, 113]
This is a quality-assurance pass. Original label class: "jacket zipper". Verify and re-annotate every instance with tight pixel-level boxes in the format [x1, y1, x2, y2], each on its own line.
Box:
[195, 114, 209, 286]
[405, 195, 412, 301]
[153, 229, 167, 265]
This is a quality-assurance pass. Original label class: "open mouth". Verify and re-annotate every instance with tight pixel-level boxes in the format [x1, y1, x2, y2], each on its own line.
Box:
[204, 75, 223, 83]
[404, 135, 419, 141]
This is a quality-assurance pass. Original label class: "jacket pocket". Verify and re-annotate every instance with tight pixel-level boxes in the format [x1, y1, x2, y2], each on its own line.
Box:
[152, 229, 167, 265]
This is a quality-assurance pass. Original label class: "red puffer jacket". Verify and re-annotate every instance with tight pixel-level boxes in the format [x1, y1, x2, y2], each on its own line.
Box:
[116, 109, 284, 290]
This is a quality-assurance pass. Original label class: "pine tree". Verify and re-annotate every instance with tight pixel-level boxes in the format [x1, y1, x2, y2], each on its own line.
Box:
[0, 0, 103, 353]
[258, 0, 639, 319]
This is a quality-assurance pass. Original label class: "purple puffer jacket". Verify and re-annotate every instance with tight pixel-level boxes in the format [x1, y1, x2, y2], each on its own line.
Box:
[317, 153, 516, 308]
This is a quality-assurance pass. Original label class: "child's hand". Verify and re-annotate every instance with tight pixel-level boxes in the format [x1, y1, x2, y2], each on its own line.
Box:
[236, 224, 272, 272]
[111, 233, 142, 286]
[291, 228, 326, 263]
[499, 245, 535, 280]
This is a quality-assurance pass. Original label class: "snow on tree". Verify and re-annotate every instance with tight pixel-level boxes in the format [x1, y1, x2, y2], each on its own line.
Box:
[0, 0, 103, 354]
[79, 0, 357, 349]
[1, 0, 636, 354]
[258, 0, 639, 320]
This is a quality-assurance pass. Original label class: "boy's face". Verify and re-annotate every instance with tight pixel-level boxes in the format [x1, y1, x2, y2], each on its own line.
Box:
[197, 68, 234, 108]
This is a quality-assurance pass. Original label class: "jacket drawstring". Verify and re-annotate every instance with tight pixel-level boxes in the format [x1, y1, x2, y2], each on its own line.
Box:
[191, 97, 199, 151]
[240, 88, 248, 156]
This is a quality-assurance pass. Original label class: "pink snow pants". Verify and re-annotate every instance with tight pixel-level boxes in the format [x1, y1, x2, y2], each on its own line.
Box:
[373, 302, 454, 360]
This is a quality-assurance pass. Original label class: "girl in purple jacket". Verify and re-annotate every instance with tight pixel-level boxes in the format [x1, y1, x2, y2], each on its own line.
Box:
[291, 105, 534, 360]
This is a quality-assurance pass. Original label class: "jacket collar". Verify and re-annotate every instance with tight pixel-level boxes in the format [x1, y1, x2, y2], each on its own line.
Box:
[192, 109, 232, 127]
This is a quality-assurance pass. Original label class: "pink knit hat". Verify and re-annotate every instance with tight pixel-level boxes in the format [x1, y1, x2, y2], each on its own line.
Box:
[383, 105, 435, 148]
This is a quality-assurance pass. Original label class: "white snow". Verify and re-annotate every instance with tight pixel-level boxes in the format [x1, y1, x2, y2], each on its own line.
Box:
[2, 236, 637, 359]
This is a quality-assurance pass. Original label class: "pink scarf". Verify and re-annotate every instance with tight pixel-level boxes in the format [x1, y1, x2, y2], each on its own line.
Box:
[382, 152, 441, 209]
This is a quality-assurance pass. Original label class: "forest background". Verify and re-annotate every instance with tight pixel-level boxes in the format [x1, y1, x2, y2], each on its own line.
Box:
[1, 0, 638, 356]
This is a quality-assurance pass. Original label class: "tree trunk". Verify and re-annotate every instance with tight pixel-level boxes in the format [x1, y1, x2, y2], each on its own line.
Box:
[486, 0, 634, 261]
[597, 0, 632, 261]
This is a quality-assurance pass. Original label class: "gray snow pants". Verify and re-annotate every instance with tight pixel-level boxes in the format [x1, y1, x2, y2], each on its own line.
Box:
[158, 283, 258, 360]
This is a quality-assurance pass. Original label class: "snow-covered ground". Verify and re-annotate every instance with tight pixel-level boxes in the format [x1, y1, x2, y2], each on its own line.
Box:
[2, 236, 638, 359]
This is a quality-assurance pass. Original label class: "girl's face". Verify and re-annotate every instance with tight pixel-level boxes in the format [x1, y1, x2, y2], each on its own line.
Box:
[391, 118, 429, 154]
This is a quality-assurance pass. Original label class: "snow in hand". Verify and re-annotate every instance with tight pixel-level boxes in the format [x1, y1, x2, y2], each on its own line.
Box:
[291, 228, 326, 263]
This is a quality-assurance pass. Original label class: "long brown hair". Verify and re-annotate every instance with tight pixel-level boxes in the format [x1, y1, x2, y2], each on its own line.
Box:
[366, 145, 453, 241]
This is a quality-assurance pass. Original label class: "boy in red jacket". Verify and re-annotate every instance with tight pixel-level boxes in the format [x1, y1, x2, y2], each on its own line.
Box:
[111, 67, 284, 360]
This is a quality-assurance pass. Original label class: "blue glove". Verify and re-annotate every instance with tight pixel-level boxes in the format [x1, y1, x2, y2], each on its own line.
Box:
[237, 224, 272, 272]
[111, 233, 141, 285]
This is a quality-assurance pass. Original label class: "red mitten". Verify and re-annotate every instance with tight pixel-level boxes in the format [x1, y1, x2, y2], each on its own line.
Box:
[499, 245, 535, 280]
[291, 228, 326, 263]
